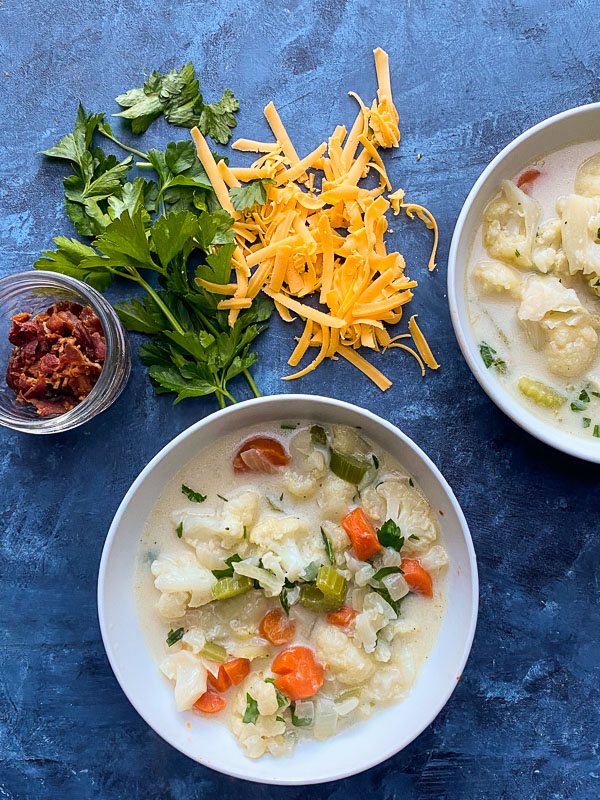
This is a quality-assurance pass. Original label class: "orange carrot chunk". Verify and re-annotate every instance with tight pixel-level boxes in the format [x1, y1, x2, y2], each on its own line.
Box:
[223, 657, 251, 686]
[401, 558, 433, 597]
[326, 605, 357, 627]
[341, 507, 382, 561]
[259, 609, 296, 645]
[207, 665, 232, 693]
[233, 436, 290, 472]
[271, 645, 324, 700]
[516, 167, 542, 194]
[194, 691, 227, 713]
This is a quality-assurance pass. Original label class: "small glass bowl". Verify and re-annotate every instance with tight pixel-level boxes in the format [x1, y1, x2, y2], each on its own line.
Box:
[0, 271, 131, 434]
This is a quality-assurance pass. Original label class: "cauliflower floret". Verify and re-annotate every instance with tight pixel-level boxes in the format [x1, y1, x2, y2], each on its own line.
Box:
[249, 516, 321, 581]
[151, 552, 216, 609]
[472, 260, 523, 297]
[283, 450, 327, 499]
[375, 479, 438, 551]
[354, 592, 397, 654]
[483, 179, 542, 267]
[160, 650, 207, 711]
[575, 152, 600, 197]
[518, 274, 598, 378]
[360, 484, 385, 522]
[365, 664, 407, 704]
[320, 520, 350, 555]
[181, 627, 207, 654]
[177, 491, 259, 546]
[317, 474, 355, 520]
[157, 591, 188, 619]
[561, 194, 600, 277]
[229, 680, 287, 759]
[532, 219, 568, 275]
[313, 621, 375, 686]
[545, 320, 598, 377]
[251, 677, 280, 717]
[418, 544, 449, 573]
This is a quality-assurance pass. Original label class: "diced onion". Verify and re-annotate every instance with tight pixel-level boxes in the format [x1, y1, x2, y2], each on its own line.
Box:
[313, 697, 338, 740]
[233, 560, 283, 597]
[240, 448, 279, 473]
[294, 700, 314, 726]
[381, 572, 410, 601]
[334, 696, 360, 716]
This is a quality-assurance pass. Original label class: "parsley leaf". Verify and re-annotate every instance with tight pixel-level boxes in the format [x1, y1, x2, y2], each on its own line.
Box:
[166, 627, 184, 646]
[230, 178, 276, 211]
[211, 554, 242, 579]
[372, 566, 404, 581]
[243, 693, 259, 724]
[280, 587, 290, 615]
[290, 701, 312, 727]
[479, 341, 506, 373]
[114, 63, 239, 143]
[176, 521, 183, 539]
[321, 527, 335, 565]
[376, 519, 404, 551]
[181, 484, 207, 503]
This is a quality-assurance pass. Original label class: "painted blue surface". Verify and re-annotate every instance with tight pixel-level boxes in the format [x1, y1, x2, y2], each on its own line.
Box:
[1, 1, 600, 797]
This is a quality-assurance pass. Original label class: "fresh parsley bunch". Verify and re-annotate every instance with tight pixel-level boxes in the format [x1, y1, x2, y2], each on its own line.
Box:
[35, 70, 273, 408]
[36, 207, 272, 406]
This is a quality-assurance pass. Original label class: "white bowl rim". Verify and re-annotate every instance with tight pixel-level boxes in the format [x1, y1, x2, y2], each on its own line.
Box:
[97, 393, 479, 784]
[448, 101, 600, 464]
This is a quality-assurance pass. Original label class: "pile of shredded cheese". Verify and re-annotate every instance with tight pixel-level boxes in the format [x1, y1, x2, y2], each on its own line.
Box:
[191, 48, 439, 391]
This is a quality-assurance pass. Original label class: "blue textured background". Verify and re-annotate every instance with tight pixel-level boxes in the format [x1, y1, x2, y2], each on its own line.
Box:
[2, 1, 600, 797]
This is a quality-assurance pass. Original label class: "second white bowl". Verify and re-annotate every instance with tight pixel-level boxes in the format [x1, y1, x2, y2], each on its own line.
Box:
[98, 394, 478, 784]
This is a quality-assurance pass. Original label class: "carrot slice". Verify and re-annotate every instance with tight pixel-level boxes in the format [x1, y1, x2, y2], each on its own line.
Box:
[222, 657, 251, 686]
[271, 645, 324, 700]
[259, 609, 296, 645]
[516, 167, 542, 194]
[233, 436, 290, 472]
[326, 605, 357, 627]
[207, 665, 232, 693]
[194, 691, 227, 713]
[401, 558, 433, 597]
[341, 507, 382, 561]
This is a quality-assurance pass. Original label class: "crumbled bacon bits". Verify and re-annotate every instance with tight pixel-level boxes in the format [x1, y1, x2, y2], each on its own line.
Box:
[6, 301, 106, 416]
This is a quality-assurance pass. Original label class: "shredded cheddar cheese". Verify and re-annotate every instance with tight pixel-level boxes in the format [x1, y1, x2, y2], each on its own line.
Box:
[191, 48, 439, 389]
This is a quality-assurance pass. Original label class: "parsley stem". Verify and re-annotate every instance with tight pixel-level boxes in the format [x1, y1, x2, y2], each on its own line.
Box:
[132, 271, 185, 335]
[243, 369, 260, 398]
[98, 128, 149, 161]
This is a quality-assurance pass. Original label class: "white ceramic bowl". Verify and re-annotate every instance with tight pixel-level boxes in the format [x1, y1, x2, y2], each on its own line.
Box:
[448, 103, 600, 463]
[98, 395, 478, 784]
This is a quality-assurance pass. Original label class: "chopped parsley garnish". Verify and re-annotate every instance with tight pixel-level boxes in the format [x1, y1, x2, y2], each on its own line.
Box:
[594, 425, 600, 438]
[409, 478, 414, 487]
[302, 561, 320, 583]
[242, 693, 259, 724]
[211, 554, 242, 579]
[583, 417, 591, 428]
[321, 527, 335, 565]
[376, 519, 404, 551]
[276, 716, 285, 723]
[176, 521, 183, 539]
[579, 389, 590, 403]
[280, 587, 290, 615]
[267, 497, 284, 512]
[479, 342, 506, 373]
[571, 401, 586, 412]
[409, 534, 420, 541]
[592, 391, 600, 398]
[265, 678, 287, 708]
[290, 701, 312, 727]
[217, 494, 228, 502]
[243, 525, 247, 540]
[372, 586, 401, 615]
[372, 566, 404, 581]
[166, 627, 184, 647]
[597, 227, 600, 239]
[181, 484, 206, 503]
[372, 454, 379, 469]
[280, 423, 297, 430]
[515, 249, 521, 258]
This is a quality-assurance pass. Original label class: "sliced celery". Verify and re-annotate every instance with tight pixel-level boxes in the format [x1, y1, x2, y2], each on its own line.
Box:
[311, 425, 327, 445]
[200, 642, 228, 662]
[518, 376, 566, 408]
[316, 566, 347, 605]
[298, 584, 342, 613]
[212, 575, 254, 600]
[329, 449, 369, 484]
